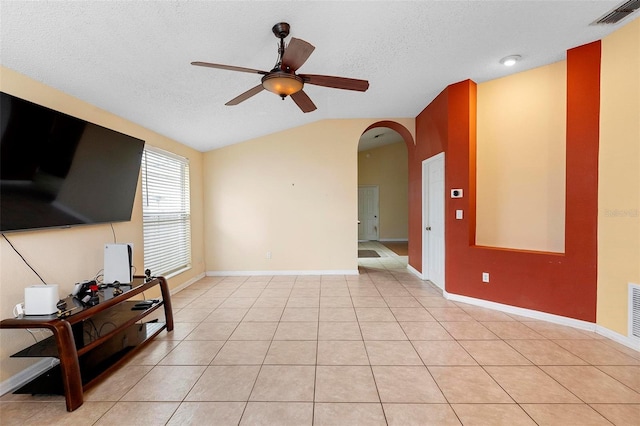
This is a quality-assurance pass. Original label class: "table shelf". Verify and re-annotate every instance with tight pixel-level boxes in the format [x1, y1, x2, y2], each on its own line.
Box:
[1, 276, 173, 412]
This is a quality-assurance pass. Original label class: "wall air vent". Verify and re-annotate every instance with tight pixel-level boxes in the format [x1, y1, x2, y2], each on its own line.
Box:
[593, 0, 640, 24]
[630, 283, 640, 343]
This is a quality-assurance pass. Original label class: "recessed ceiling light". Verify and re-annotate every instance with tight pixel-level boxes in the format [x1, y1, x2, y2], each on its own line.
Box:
[500, 55, 522, 67]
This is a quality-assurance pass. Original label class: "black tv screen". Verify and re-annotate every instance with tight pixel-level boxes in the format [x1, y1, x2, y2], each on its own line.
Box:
[1, 91, 145, 233]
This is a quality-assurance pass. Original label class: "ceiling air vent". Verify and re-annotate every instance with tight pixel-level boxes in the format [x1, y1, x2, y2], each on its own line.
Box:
[593, 0, 640, 24]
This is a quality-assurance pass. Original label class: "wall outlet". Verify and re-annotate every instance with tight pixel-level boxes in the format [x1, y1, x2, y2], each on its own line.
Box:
[482, 272, 490, 283]
[266, 251, 272, 259]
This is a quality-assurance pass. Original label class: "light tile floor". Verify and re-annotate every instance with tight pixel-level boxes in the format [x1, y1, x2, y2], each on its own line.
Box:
[1, 242, 639, 425]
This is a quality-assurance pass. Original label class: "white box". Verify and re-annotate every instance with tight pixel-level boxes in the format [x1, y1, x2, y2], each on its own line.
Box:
[104, 243, 133, 284]
[24, 285, 59, 315]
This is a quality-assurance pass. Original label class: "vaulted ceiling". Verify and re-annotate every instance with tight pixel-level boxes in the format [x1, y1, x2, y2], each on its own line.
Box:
[1, 1, 634, 152]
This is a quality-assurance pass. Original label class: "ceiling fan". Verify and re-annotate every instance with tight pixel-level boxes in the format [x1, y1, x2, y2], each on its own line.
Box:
[191, 22, 369, 113]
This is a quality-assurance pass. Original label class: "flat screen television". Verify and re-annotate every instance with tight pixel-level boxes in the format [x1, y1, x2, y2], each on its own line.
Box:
[1, 91, 145, 233]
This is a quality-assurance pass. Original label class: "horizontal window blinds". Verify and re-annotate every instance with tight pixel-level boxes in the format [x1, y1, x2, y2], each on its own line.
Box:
[141, 147, 191, 277]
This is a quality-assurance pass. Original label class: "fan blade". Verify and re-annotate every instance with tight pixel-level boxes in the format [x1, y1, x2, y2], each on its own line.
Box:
[191, 61, 268, 75]
[225, 84, 265, 106]
[290, 90, 317, 113]
[301, 74, 369, 92]
[281, 38, 315, 72]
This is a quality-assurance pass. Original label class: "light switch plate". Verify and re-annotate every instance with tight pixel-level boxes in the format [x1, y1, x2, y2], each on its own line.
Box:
[456, 210, 463, 219]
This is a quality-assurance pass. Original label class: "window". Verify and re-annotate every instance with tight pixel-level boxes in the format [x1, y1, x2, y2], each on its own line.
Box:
[141, 147, 191, 277]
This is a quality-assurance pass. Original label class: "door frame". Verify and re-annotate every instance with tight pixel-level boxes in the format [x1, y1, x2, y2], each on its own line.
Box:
[421, 152, 445, 289]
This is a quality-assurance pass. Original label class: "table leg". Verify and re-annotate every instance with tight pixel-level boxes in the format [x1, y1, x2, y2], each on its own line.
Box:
[49, 321, 83, 411]
[158, 276, 174, 331]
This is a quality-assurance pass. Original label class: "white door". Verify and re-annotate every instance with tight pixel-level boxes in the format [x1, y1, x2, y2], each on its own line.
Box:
[358, 186, 379, 241]
[422, 153, 445, 289]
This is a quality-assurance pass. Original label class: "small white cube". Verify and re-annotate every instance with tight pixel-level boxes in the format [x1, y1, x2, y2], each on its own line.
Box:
[24, 285, 59, 315]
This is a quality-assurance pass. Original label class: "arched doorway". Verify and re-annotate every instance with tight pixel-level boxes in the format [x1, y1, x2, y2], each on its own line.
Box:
[357, 121, 414, 271]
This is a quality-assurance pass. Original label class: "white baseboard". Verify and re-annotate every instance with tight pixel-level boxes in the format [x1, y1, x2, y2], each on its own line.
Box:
[407, 264, 424, 280]
[596, 324, 640, 351]
[444, 291, 597, 331]
[207, 269, 359, 277]
[169, 272, 206, 295]
[444, 291, 639, 352]
[0, 358, 59, 396]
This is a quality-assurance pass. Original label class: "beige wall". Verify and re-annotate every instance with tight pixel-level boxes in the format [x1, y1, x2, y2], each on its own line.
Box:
[476, 61, 567, 253]
[203, 119, 414, 273]
[597, 18, 640, 336]
[0, 66, 205, 381]
[358, 141, 409, 240]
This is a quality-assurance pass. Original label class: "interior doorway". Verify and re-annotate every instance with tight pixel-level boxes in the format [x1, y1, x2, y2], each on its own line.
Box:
[357, 123, 412, 272]
[357, 127, 408, 243]
[422, 153, 445, 289]
[358, 186, 379, 241]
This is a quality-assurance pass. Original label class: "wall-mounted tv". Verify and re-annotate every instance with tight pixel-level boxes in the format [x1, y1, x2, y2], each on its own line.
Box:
[1, 91, 145, 233]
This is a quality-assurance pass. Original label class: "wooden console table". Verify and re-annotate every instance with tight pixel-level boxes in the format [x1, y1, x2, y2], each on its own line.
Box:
[0, 275, 173, 411]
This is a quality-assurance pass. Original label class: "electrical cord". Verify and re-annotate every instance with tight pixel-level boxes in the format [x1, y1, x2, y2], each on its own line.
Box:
[12, 304, 50, 342]
[83, 329, 94, 342]
[2, 234, 47, 284]
[25, 329, 39, 343]
[87, 319, 100, 339]
[110, 223, 117, 243]
[98, 322, 117, 336]
[24, 326, 51, 343]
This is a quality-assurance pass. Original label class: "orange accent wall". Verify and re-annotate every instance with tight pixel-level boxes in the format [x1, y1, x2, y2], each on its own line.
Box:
[409, 93, 450, 267]
[408, 41, 600, 321]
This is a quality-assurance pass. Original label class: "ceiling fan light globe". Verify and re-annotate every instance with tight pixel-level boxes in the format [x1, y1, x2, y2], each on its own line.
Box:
[262, 73, 304, 97]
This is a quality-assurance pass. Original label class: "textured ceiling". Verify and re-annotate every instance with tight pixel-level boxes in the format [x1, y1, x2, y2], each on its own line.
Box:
[0, 1, 634, 152]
